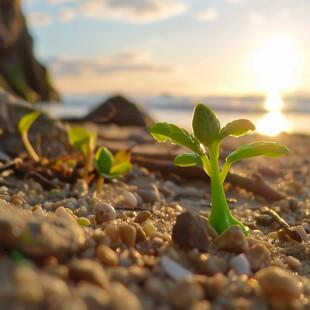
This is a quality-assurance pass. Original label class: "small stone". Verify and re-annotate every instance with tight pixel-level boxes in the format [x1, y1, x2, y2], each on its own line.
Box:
[94, 202, 116, 224]
[230, 254, 251, 275]
[110, 282, 142, 310]
[143, 221, 156, 237]
[137, 184, 161, 203]
[193, 254, 227, 276]
[77, 217, 91, 226]
[145, 277, 166, 298]
[291, 225, 308, 242]
[245, 244, 270, 271]
[286, 256, 302, 269]
[213, 225, 249, 254]
[161, 255, 193, 280]
[123, 191, 138, 208]
[255, 266, 302, 301]
[199, 215, 218, 239]
[69, 258, 109, 290]
[96, 244, 119, 266]
[168, 277, 204, 309]
[172, 211, 208, 252]
[254, 213, 274, 226]
[133, 224, 147, 243]
[55, 206, 77, 224]
[13, 266, 44, 304]
[104, 224, 120, 243]
[134, 210, 152, 224]
[119, 224, 136, 247]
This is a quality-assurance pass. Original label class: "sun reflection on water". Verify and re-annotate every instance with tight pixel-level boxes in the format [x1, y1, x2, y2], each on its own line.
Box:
[257, 91, 291, 136]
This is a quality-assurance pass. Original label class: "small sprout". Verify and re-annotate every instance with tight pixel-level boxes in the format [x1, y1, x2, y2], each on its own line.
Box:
[94, 147, 133, 197]
[68, 127, 97, 180]
[149, 103, 290, 235]
[18, 110, 42, 162]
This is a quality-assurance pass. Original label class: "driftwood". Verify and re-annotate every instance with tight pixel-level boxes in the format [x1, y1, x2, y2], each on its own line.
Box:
[132, 155, 285, 202]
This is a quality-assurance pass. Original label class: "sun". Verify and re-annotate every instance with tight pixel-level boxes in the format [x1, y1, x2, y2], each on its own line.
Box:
[253, 37, 299, 91]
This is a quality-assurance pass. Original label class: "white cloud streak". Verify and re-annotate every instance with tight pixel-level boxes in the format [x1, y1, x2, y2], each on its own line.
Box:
[58, 7, 76, 22]
[196, 8, 218, 22]
[27, 12, 53, 27]
[49, 0, 80, 5]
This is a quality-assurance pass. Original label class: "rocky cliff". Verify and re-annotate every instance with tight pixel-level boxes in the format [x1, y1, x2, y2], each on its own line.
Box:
[0, 0, 60, 103]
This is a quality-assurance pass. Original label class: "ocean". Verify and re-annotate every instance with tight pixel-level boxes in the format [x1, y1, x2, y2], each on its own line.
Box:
[41, 93, 310, 136]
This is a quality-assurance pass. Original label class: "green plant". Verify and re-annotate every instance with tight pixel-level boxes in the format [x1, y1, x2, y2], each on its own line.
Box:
[18, 110, 42, 162]
[68, 127, 97, 179]
[94, 147, 133, 196]
[149, 104, 290, 235]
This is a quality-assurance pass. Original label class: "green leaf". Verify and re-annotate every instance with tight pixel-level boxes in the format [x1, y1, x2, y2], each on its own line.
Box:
[113, 150, 131, 165]
[218, 119, 255, 140]
[94, 147, 114, 175]
[110, 162, 133, 175]
[226, 142, 290, 164]
[192, 104, 220, 147]
[149, 122, 202, 154]
[18, 110, 41, 135]
[68, 127, 94, 156]
[174, 152, 203, 167]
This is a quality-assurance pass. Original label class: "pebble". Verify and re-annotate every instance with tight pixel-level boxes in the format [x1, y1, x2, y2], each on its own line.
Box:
[104, 224, 120, 243]
[199, 215, 219, 239]
[134, 210, 152, 224]
[291, 225, 308, 242]
[119, 224, 137, 247]
[161, 255, 193, 281]
[13, 266, 44, 304]
[168, 277, 204, 309]
[143, 221, 156, 237]
[69, 258, 110, 290]
[145, 277, 167, 298]
[255, 266, 302, 301]
[136, 184, 161, 203]
[213, 225, 249, 254]
[96, 244, 119, 266]
[55, 206, 77, 224]
[245, 244, 270, 271]
[94, 202, 116, 224]
[230, 254, 251, 275]
[129, 222, 147, 243]
[123, 191, 138, 208]
[110, 282, 142, 310]
[77, 217, 91, 226]
[193, 253, 228, 276]
[286, 255, 302, 269]
[172, 211, 208, 252]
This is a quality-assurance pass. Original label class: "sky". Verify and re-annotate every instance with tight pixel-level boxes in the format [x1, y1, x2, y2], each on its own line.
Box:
[23, 0, 310, 98]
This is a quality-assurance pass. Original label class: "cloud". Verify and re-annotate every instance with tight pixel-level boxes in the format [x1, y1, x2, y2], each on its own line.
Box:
[26, 12, 53, 27]
[249, 12, 265, 25]
[50, 50, 172, 77]
[77, 0, 188, 24]
[226, 0, 248, 3]
[196, 8, 218, 22]
[48, 50, 180, 94]
[49, 0, 80, 5]
[58, 7, 76, 22]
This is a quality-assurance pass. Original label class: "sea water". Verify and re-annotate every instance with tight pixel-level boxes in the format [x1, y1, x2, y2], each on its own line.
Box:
[40, 94, 310, 136]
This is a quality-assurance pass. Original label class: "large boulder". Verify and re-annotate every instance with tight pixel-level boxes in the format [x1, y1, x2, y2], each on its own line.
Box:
[83, 95, 154, 127]
[0, 0, 60, 102]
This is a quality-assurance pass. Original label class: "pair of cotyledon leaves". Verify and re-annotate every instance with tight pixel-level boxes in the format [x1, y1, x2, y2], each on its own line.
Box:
[68, 127, 132, 179]
[149, 104, 290, 167]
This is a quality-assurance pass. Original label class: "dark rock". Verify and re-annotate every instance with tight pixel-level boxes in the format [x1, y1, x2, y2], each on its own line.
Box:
[0, 1, 59, 102]
[172, 211, 208, 252]
[0, 89, 71, 157]
[137, 184, 161, 203]
[0, 201, 85, 259]
[83, 95, 153, 127]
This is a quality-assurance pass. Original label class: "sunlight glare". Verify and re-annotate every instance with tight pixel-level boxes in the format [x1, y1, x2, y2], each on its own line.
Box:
[254, 37, 298, 90]
[264, 91, 282, 111]
[257, 111, 291, 136]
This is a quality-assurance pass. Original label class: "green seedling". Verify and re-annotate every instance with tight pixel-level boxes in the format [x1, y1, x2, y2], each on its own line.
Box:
[149, 104, 290, 235]
[18, 110, 42, 162]
[94, 147, 133, 196]
[68, 127, 97, 180]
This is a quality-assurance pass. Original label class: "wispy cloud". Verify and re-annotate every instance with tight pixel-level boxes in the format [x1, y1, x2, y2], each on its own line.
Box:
[77, 0, 188, 24]
[50, 50, 172, 76]
[27, 12, 53, 27]
[196, 8, 218, 22]
[48, 0, 80, 5]
[249, 12, 265, 25]
[58, 7, 76, 22]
